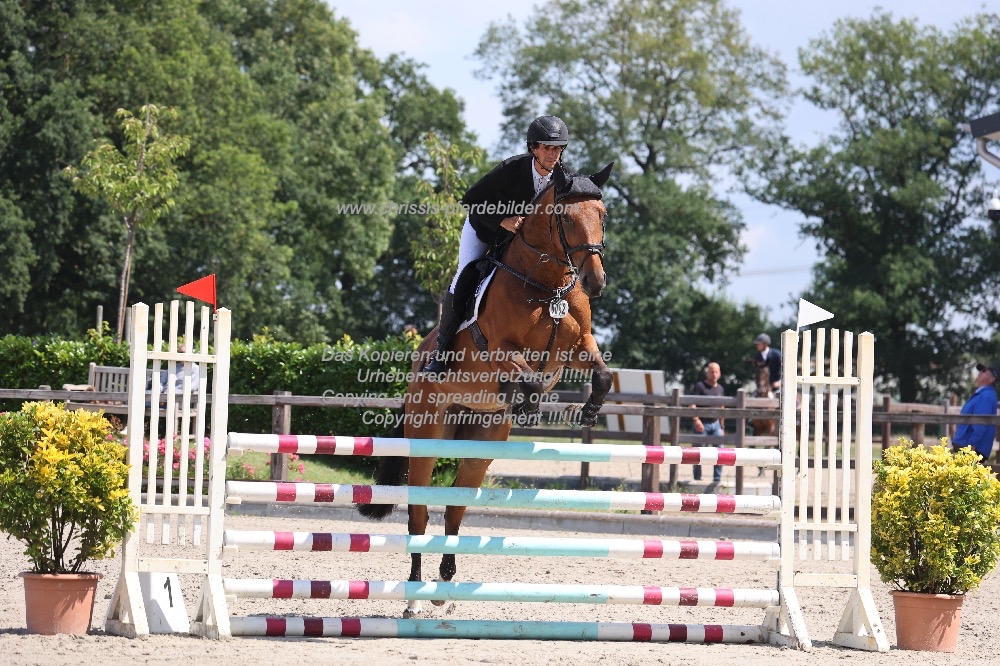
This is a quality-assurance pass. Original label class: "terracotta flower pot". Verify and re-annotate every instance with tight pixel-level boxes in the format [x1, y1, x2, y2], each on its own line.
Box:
[19, 572, 102, 635]
[891, 590, 964, 652]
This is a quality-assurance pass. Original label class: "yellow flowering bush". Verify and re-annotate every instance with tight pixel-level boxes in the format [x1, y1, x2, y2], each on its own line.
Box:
[0, 402, 137, 573]
[871, 439, 1000, 594]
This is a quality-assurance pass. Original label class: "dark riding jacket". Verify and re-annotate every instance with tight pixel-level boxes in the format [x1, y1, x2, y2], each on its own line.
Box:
[461, 154, 545, 244]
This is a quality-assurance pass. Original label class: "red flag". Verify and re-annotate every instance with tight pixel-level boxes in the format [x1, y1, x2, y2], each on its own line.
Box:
[177, 274, 217, 311]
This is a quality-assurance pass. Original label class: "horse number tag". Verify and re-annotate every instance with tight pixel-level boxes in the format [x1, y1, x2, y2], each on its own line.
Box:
[549, 299, 569, 319]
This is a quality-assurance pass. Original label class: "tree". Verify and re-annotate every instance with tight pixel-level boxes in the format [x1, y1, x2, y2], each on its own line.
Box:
[66, 105, 190, 342]
[474, 0, 787, 381]
[2, 1, 477, 343]
[745, 11, 1000, 402]
[412, 133, 485, 313]
[349, 55, 484, 337]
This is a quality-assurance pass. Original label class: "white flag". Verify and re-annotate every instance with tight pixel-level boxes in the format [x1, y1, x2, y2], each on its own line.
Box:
[796, 299, 834, 330]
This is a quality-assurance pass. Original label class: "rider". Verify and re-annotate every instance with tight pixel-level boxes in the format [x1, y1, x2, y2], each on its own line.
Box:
[754, 333, 782, 394]
[421, 115, 570, 376]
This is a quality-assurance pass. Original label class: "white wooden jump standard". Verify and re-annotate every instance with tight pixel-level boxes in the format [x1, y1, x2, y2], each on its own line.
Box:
[105, 311, 887, 652]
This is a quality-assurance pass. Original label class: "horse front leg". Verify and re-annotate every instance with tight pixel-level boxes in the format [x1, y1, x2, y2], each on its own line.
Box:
[435, 457, 493, 605]
[404, 456, 435, 618]
[569, 334, 612, 427]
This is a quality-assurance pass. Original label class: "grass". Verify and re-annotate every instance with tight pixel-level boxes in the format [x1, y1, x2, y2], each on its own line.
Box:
[227, 452, 459, 486]
[227, 451, 373, 484]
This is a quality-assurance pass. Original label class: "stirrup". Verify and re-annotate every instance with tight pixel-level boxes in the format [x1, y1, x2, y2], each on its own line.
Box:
[421, 356, 449, 376]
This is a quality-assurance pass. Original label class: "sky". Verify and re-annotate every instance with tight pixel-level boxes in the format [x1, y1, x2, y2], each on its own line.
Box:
[326, 0, 994, 324]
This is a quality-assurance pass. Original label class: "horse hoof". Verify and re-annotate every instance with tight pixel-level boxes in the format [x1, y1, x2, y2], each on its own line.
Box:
[431, 599, 447, 607]
[404, 600, 424, 618]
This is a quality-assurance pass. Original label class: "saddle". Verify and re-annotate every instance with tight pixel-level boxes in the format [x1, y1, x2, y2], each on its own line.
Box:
[455, 263, 498, 353]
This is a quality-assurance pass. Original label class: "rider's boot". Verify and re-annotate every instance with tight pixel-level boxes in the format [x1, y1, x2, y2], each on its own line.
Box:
[421, 292, 459, 377]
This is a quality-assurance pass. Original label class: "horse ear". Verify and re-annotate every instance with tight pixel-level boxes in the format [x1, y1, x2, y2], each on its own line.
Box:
[589, 162, 614, 189]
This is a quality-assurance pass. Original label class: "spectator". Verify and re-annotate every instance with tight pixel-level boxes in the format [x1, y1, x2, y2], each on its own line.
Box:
[691, 362, 725, 493]
[159, 344, 199, 394]
[146, 344, 200, 405]
[754, 333, 781, 393]
[952, 363, 999, 465]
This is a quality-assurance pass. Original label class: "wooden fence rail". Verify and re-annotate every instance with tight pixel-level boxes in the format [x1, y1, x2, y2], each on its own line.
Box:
[3, 386, 998, 494]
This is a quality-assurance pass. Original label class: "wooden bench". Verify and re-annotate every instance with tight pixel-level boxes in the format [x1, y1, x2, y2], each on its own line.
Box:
[64, 363, 198, 415]
[88, 363, 132, 393]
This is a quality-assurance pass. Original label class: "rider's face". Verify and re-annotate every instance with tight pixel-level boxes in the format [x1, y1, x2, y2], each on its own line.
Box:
[531, 144, 564, 172]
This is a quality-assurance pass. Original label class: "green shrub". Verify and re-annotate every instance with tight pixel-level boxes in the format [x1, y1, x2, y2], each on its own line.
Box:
[0, 325, 128, 391]
[227, 330, 419, 438]
[0, 327, 457, 478]
[871, 439, 1000, 594]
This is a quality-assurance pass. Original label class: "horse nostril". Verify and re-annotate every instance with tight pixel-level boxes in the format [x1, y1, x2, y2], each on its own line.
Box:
[583, 275, 605, 299]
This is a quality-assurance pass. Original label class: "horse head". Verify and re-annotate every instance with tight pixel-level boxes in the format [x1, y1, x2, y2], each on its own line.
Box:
[526, 161, 612, 299]
[752, 358, 772, 398]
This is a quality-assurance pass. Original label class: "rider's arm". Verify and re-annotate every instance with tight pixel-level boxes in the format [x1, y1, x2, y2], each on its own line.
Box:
[461, 156, 528, 237]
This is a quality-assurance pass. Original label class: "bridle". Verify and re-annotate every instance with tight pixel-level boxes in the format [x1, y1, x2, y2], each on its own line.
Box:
[488, 193, 605, 374]
[490, 194, 605, 304]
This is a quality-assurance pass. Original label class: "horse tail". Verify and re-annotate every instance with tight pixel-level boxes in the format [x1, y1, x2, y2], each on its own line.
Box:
[356, 408, 408, 520]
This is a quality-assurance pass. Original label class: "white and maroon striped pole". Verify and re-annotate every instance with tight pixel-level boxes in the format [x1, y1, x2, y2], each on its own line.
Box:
[225, 481, 781, 514]
[228, 616, 765, 642]
[227, 433, 779, 468]
[224, 578, 779, 607]
[223, 530, 780, 560]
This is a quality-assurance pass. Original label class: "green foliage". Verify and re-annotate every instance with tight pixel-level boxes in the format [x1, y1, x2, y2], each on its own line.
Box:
[0, 326, 129, 392]
[66, 105, 190, 232]
[227, 330, 421, 439]
[412, 133, 485, 302]
[474, 0, 787, 382]
[0, 402, 137, 573]
[745, 10, 1000, 402]
[65, 104, 191, 343]
[871, 439, 1000, 594]
[1, 0, 475, 343]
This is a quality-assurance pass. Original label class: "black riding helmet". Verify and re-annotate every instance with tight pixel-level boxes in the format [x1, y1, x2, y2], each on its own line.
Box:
[526, 115, 569, 148]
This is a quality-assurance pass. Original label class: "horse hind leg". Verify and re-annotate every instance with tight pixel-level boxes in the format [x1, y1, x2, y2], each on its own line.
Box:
[356, 455, 408, 520]
[403, 456, 436, 617]
[435, 457, 493, 605]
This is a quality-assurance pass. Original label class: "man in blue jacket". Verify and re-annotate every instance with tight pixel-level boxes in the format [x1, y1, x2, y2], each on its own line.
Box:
[952, 363, 999, 464]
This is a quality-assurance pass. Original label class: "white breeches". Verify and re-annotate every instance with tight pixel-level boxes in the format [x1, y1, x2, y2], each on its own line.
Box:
[449, 217, 489, 293]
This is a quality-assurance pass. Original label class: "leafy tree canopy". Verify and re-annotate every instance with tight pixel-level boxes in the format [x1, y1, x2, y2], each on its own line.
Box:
[474, 0, 785, 382]
[744, 10, 1000, 401]
[0, 0, 473, 342]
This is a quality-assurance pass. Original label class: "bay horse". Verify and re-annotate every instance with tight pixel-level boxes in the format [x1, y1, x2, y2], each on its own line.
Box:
[358, 162, 615, 616]
[751, 359, 776, 476]
[751, 359, 776, 437]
